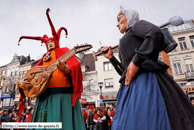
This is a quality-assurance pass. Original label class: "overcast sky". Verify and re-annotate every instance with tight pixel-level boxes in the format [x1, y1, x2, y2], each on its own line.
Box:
[0, 0, 193, 66]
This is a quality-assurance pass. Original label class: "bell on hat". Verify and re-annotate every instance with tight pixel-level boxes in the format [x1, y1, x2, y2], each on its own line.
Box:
[162, 28, 178, 53]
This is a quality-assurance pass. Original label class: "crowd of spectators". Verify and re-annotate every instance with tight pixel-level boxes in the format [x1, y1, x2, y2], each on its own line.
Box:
[0, 104, 34, 130]
[82, 105, 115, 130]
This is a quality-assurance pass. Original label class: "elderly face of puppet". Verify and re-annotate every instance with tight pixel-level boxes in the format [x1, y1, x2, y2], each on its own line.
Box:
[117, 14, 128, 34]
[47, 40, 56, 50]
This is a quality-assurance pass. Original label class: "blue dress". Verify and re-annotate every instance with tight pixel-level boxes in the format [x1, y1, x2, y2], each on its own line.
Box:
[112, 72, 171, 130]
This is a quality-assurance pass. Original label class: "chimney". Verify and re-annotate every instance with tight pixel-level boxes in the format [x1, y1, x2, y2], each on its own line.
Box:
[26, 54, 31, 63]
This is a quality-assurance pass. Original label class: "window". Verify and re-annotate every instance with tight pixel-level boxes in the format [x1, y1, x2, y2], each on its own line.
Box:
[158, 53, 163, 61]
[173, 62, 183, 74]
[23, 71, 27, 78]
[104, 62, 112, 71]
[3, 98, 13, 107]
[19, 72, 23, 79]
[15, 71, 18, 76]
[178, 38, 187, 50]
[171, 26, 175, 32]
[11, 72, 14, 76]
[7, 69, 10, 77]
[0, 79, 3, 86]
[179, 25, 185, 30]
[186, 64, 194, 72]
[1, 76, 4, 80]
[184, 23, 193, 29]
[189, 36, 194, 47]
[11, 68, 14, 76]
[176, 26, 180, 31]
[2, 70, 5, 76]
[89, 79, 95, 91]
[184, 58, 194, 72]
[5, 87, 8, 92]
[105, 79, 114, 88]
[15, 68, 18, 76]
[16, 88, 19, 94]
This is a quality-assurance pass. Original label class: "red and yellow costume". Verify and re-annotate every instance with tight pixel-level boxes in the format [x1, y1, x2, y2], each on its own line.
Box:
[17, 8, 85, 130]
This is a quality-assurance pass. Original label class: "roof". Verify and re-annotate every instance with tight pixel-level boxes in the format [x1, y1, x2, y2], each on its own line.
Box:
[80, 53, 95, 72]
[18, 55, 26, 64]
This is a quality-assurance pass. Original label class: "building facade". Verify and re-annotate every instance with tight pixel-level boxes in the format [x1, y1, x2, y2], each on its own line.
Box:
[80, 53, 98, 107]
[167, 19, 194, 100]
[3, 54, 26, 108]
[0, 65, 7, 92]
[95, 48, 120, 107]
[0, 65, 7, 108]
[15, 59, 39, 104]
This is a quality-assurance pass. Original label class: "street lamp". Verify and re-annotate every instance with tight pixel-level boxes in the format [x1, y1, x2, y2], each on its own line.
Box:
[98, 82, 103, 97]
[98, 82, 103, 108]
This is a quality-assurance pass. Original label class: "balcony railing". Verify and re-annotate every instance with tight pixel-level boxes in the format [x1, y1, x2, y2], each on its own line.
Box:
[185, 72, 194, 79]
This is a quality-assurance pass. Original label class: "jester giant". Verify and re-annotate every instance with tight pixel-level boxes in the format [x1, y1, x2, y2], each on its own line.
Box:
[17, 8, 86, 130]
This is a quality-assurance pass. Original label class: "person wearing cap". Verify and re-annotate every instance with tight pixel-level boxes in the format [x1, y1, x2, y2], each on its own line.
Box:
[1, 109, 9, 123]
[101, 6, 194, 130]
[17, 8, 85, 130]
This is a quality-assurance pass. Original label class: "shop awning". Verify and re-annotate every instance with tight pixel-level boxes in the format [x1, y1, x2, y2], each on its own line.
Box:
[1, 92, 15, 102]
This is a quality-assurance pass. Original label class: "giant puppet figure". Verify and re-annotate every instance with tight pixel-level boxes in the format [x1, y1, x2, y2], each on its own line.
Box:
[17, 8, 85, 130]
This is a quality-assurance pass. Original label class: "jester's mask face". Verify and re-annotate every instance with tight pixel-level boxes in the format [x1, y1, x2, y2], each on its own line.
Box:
[47, 40, 55, 50]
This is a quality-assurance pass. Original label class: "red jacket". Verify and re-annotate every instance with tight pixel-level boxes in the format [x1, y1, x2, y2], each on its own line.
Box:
[109, 110, 114, 125]
[82, 112, 87, 124]
[15, 117, 21, 122]
[26, 113, 32, 122]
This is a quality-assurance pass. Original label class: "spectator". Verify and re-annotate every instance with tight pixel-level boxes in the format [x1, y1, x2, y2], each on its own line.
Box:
[13, 104, 17, 111]
[1, 109, 10, 130]
[108, 106, 115, 130]
[14, 112, 21, 122]
[93, 108, 106, 130]
[10, 110, 16, 122]
[8, 107, 13, 115]
[21, 110, 26, 121]
[87, 110, 95, 130]
[26, 107, 34, 122]
[103, 109, 110, 130]
[82, 109, 88, 129]
[1, 109, 10, 122]
[20, 116, 24, 122]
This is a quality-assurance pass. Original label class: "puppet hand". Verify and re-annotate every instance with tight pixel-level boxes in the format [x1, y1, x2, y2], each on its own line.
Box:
[125, 62, 139, 85]
[57, 60, 70, 74]
[101, 46, 113, 59]
[18, 78, 32, 90]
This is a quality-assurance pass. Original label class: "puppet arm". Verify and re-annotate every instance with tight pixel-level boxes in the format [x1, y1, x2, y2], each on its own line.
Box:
[101, 46, 123, 75]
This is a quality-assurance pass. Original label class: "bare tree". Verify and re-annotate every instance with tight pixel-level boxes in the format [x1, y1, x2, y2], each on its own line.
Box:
[4, 77, 17, 108]
[82, 79, 97, 97]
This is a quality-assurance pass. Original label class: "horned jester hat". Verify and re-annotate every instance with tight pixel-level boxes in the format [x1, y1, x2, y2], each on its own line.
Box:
[17, 8, 83, 113]
[18, 8, 68, 51]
